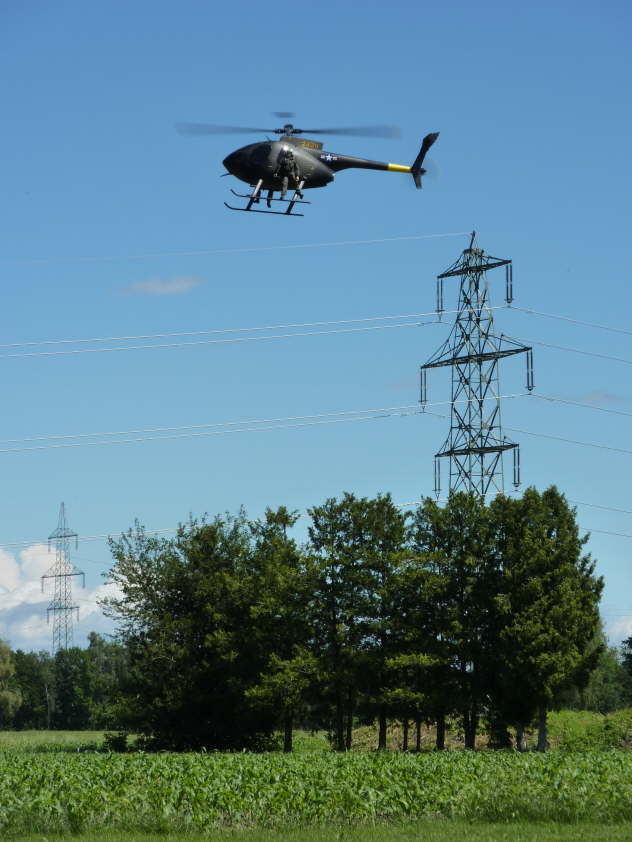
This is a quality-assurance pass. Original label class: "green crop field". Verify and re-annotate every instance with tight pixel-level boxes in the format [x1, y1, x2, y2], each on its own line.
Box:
[10, 824, 632, 842]
[0, 750, 631, 836]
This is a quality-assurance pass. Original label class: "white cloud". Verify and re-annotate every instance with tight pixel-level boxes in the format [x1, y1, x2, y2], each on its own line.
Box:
[0, 548, 21, 591]
[119, 275, 205, 296]
[20, 543, 53, 580]
[609, 615, 632, 642]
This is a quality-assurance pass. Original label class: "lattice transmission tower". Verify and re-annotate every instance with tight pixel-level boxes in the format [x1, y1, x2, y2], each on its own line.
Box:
[41, 502, 84, 652]
[420, 232, 534, 497]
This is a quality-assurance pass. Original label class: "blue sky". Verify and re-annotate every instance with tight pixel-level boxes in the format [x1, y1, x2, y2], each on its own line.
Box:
[1, 0, 631, 651]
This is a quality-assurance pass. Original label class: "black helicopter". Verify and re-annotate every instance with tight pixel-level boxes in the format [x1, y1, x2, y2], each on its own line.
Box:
[177, 115, 439, 217]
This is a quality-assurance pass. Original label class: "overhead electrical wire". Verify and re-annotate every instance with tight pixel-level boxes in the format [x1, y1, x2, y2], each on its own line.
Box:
[505, 426, 632, 458]
[0, 394, 529, 454]
[532, 394, 632, 419]
[1, 231, 470, 265]
[566, 499, 632, 516]
[1, 391, 629, 449]
[0, 294, 629, 358]
[505, 335, 632, 367]
[0, 320, 442, 359]
[1, 314, 631, 366]
[0, 391, 630, 458]
[510, 306, 632, 338]
[0, 309, 461, 350]
[0, 402, 422, 444]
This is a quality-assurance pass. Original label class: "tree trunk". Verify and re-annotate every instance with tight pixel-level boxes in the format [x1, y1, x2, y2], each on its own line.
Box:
[515, 723, 528, 752]
[345, 708, 353, 751]
[283, 709, 293, 753]
[489, 716, 512, 750]
[335, 685, 345, 751]
[416, 717, 422, 751]
[464, 706, 477, 750]
[345, 688, 354, 751]
[436, 712, 445, 750]
[536, 704, 548, 752]
[378, 706, 387, 750]
[45, 683, 51, 730]
[402, 718, 409, 751]
[462, 709, 471, 749]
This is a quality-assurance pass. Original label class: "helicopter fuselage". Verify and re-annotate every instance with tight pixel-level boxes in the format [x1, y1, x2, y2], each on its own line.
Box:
[222, 135, 407, 191]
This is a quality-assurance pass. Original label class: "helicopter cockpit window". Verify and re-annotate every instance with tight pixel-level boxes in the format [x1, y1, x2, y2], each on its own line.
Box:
[250, 143, 271, 164]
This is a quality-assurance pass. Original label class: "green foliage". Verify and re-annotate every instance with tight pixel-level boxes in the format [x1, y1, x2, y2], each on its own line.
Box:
[10, 824, 632, 842]
[10, 637, 128, 731]
[492, 488, 603, 726]
[0, 752, 630, 835]
[559, 640, 632, 713]
[103, 513, 280, 750]
[0, 640, 22, 726]
[245, 507, 316, 752]
[622, 636, 632, 676]
[11, 650, 54, 729]
[52, 648, 94, 729]
[307, 492, 410, 750]
[95, 487, 606, 751]
[0, 729, 107, 753]
[548, 709, 632, 751]
[410, 492, 496, 748]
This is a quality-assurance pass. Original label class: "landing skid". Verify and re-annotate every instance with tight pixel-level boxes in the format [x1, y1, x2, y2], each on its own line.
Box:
[224, 203, 305, 217]
[225, 179, 309, 217]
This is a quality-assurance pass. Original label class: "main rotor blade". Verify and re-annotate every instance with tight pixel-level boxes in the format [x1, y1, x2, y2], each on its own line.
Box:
[273, 111, 295, 119]
[296, 125, 401, 138]
[176, 122, 275, 136]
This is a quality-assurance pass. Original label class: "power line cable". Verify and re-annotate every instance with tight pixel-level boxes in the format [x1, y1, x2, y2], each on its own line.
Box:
[566, 499, 632, 517]
[0, 320, 440, 359]
[0, 409, 423, 454]
[1, 231, 470, 265]
[0, 403, 421, 444]
[2, 320, 629, 366]
[532, 394, 632, 419]
[1, 302, 630, 358]
[6, 391, 631, 449]
[0, 394, 531, 452]
[1, 391, 631, 455]
[511, 306, 632, 339]
[505, 425, 632, 457]
[514, 337, 632, 367]
[0, 310, 453, 350]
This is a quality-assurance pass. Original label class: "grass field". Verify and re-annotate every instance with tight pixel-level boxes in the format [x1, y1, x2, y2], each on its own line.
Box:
[1, 720, 630, 839]
[2, 708, 629, 754]
[0, 750, 630, 835]
[0, 729, 108, 752]
[10, 824, 632, 841]
[351, 709, 632, 752]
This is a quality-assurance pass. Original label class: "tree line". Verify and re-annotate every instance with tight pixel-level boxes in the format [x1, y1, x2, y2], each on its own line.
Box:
[99, 486, 610, 751]
[2, 486, 631, 749]
[0, 632, 128, 730]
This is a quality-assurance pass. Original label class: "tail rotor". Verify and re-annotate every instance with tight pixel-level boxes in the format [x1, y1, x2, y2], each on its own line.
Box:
[411, 132, 440, 189]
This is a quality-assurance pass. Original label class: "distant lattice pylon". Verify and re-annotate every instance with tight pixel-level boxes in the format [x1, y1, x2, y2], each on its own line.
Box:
[420, 232, 534, 497]
[41, 502, 84, 652]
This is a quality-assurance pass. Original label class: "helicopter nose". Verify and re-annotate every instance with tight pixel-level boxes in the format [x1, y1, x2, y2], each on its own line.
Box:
[223, 152, 239, 173]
